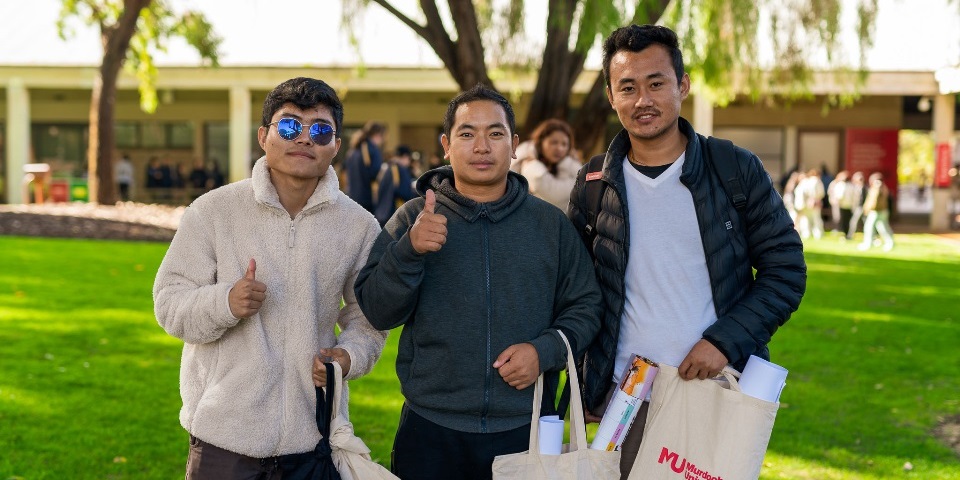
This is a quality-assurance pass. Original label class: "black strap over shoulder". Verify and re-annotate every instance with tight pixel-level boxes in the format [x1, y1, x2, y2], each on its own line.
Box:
[579, 154, 607, 240]
[704, 137, 747, 213]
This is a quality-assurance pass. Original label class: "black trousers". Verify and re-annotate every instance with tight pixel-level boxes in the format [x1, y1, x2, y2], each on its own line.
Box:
[391, 404, 530, 480]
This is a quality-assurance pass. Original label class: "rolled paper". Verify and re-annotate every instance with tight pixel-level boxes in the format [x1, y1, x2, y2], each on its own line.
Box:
[590, 354, 659, 451]
[738, 355, 788, 402]
[538, 415, 564, 455]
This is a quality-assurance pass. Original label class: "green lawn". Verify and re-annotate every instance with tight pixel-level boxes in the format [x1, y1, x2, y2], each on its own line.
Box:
[1, 233, 958, 479]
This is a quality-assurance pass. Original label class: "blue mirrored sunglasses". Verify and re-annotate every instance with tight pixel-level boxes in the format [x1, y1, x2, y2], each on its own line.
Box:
[269, 118, 336, 146]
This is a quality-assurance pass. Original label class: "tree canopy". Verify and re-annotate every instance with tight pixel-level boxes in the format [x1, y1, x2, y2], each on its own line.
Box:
[57, 0, 221, 204]
[342, 0, 878, 153]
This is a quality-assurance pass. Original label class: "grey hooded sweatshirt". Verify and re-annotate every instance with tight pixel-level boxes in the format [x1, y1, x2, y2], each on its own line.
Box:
[355, 166, 602, 434]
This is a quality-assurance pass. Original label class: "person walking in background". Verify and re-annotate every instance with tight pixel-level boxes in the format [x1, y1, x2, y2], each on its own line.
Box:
[344, 120, 388, 212]
[154, 77, 385, 480]
[511, 118, 582, 210]
[858, 172, 895, 251]
[827, 170, 849, 232]
[568, 25, 806, 477]
[115, 152, 134, 202]
[846, 171, 866, 240]
[206, 161, 225, 190]
[795, 169, 825, 240]
[782, 170, 800, 224]
[352, 84, 602, 480]
[373, 145, 418, 226]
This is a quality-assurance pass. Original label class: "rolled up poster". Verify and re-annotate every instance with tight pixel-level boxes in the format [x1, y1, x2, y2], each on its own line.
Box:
[590, 354, 659, 451]
[738, 355, 788, 402]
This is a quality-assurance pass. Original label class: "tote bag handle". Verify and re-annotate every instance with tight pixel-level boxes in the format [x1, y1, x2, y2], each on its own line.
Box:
[527, 330, 588, 453]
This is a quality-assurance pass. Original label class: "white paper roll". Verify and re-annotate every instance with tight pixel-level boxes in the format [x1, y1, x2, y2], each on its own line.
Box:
[590, 390, 642, 451]
[538, 415, 564, 455]
[738, 355, 788, 402]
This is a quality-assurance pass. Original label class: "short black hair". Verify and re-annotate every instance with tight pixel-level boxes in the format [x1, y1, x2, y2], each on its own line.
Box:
[442, 84, 516, 138]
[261, 77, 343, 137]
[602, 24, 685, 88]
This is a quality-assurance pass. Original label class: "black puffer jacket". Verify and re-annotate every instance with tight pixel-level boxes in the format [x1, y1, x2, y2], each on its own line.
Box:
[568, 118, 806, 411]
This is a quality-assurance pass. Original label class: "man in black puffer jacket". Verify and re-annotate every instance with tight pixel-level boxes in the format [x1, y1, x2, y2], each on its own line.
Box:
[568, 24, 806, 477]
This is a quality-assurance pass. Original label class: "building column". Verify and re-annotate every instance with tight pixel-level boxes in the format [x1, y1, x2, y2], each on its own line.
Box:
[930, 94, 956, 231]
[229, 86, 252, 183]
[784, 126, 799, 175]
[692, 94, 714, 137]
[5, 78, 30, 205]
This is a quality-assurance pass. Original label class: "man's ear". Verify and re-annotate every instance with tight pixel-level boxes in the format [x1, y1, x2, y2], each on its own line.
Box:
[512, 134, 520, 159]
[440, 134, 451, 159]
[679, 73, 691, 100]
[606, 86, 614, 107]
[257, 126, 268, 150]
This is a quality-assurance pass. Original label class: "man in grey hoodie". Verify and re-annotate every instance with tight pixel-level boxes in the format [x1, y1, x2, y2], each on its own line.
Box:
[353, 84, 602, 479]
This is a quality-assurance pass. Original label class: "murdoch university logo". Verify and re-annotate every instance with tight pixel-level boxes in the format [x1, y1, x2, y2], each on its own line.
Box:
[658, 447, 724, 480]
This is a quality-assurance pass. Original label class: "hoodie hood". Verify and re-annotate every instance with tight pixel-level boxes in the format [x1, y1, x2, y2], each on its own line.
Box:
[414, 166, 529, 223]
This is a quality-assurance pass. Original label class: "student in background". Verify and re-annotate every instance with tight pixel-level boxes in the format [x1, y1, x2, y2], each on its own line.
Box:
[374, 145, 418, 227]
[511, 118, 581, 210]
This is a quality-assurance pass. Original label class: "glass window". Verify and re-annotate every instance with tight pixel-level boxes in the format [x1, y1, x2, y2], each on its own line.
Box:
[115, 122, 139, 148]
[169, 122, 195, 148]
[31, 124, 88, 177]
[141, 122, 168, 148]
[204, 122, 229, 171]
[715, 127, 786, 185]
[0, 125, 5, 202]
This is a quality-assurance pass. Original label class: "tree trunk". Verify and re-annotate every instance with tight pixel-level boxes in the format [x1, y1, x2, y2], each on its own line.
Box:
[570, 72, 612, 157]
[447, 0, 492, 89]
[568, 0, 673, 156]
[87, 0, 150, 204]
[521, 0, 581, 138]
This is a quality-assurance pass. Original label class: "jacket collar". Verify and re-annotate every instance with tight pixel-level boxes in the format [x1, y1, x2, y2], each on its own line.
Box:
[415, 165, 528, 223]
[251, 156, 340, 215]
[603, 116, 705, 185]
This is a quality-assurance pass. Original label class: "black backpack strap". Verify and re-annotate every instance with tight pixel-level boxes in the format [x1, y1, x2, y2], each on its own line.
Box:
[579, 154, 607, 240]
[705, 137, 747, 213]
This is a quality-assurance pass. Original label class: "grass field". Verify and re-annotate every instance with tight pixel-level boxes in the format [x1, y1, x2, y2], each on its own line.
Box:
[1, 232, 958, 479]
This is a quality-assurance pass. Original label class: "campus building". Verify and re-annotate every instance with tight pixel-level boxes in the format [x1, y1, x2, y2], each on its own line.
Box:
[2, 64, 959, 229]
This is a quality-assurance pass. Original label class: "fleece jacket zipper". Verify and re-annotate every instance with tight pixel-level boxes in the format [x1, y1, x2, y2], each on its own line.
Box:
[479, 206, 492, 433]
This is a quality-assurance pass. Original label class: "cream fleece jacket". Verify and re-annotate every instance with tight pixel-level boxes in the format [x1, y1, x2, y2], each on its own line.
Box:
[515, 154, 581, 210]
[154, 157, 386, 458]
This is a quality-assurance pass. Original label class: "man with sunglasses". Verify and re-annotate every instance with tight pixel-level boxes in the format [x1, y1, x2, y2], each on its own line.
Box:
[154, 77, 386, 479]
[353, 84, 602, 479]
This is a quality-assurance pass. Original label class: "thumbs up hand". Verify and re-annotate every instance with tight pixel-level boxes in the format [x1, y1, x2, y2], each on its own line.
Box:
[410, 189, 448, 254]
[229, 258, 267, 318]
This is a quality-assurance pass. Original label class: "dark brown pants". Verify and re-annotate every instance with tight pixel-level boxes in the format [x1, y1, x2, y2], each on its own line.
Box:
[593, 384, 651, 480]
[186, 435, 283, 480]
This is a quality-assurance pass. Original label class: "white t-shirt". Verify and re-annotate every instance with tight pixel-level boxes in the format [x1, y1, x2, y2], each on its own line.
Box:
[614, 152, 717, 382]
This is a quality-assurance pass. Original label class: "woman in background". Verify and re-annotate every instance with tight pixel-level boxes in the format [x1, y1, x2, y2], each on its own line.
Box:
[512, 119, 581, 210]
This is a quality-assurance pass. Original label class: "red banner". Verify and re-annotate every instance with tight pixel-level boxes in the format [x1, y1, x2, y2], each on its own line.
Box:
[935, 142, 953, 188]
[844, 129, 899, 194]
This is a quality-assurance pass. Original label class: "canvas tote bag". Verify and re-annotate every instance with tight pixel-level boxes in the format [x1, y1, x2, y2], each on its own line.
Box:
[492, 330, 621, 479]
[627, 365, 779, 480]
[326, 362, 400, 480]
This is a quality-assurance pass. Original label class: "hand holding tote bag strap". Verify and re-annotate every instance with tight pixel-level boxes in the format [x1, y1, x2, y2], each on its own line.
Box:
[628, 365, 779, 480]
[326, 362, 400, 480]
[492, 330, 621, 479]
[278, 363, 342, 480]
